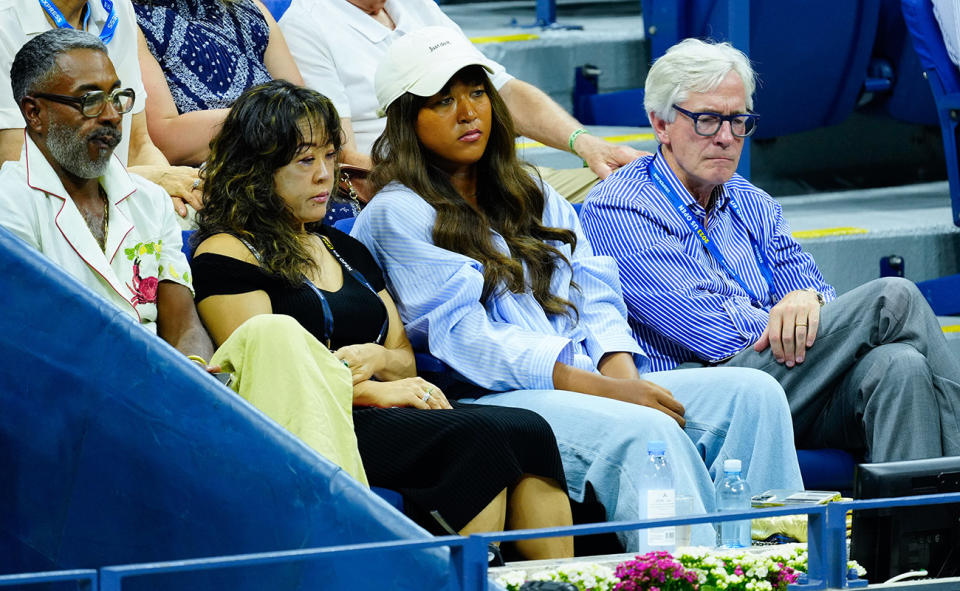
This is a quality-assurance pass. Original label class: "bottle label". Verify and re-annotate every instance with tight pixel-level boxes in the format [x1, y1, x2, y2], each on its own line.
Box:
[646, 488, 676, 546]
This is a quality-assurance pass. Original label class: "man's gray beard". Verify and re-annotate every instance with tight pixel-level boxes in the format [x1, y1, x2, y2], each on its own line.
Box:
[46, 121, 120, 179]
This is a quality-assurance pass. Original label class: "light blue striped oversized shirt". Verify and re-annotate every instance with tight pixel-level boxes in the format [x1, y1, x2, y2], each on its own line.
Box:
[352, 180, 647, 392]
[581, 151, 836, 372]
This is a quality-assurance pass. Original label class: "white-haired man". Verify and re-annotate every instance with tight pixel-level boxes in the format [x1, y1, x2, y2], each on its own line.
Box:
[581, 38, 960, 463]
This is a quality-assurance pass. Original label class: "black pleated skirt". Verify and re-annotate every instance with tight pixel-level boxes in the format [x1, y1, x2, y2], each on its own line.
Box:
[353, 401, 567, 534]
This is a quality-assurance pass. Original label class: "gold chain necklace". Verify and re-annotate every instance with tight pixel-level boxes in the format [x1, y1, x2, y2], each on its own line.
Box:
[97, 185, 109, 252]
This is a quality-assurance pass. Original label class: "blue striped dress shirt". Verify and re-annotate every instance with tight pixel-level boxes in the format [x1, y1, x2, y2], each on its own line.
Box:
[352, 180, 647, 392]
[581, 151, 836, 372]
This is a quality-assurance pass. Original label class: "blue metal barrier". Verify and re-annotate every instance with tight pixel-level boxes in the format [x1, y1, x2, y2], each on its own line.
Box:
[511, 0, 583, 30]
[0, 569, 97, 587]
[99, 537, 479, 591]
[11, 491, 950, 590]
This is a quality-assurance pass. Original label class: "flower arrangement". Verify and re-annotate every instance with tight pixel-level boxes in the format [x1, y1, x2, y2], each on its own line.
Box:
[493, 546, 859, 591]
[496, 562, 618, 591]
[614, 551, 700, 591]
[674, 548, 799, 591]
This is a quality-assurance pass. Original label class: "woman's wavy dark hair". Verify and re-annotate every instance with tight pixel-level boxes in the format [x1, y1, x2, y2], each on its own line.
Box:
[193, 80, 342, 283]
[369, 66, 578, 318]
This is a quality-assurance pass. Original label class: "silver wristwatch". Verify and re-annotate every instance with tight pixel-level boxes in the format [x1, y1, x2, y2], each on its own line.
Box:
[800, 287, 826, 306]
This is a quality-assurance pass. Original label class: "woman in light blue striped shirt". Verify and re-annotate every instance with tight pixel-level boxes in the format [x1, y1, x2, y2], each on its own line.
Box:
[353, 26, 804, 552]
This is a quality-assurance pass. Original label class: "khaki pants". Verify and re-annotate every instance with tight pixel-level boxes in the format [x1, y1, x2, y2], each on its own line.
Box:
[212, 314, 369, 485]
[537, 166, 600, 204]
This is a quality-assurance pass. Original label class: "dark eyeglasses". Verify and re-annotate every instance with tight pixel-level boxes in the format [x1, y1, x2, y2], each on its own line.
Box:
[672, 105, 759, 138]
[31, 88, 136, 118]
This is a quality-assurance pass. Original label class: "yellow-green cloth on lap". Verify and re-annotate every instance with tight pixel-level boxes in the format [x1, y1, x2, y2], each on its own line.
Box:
[212, 314, 369, 486]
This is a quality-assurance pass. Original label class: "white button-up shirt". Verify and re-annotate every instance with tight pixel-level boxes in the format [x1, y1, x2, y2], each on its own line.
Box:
[352, 180, 646, 392]
[0, 133, 191, 331]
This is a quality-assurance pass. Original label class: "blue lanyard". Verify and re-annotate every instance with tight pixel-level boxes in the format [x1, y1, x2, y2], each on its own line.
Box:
[39, 0, 119, 44]
[313, 233, 389, 347]
[649, 161, 776, 305]
[238, 233, 388, 349]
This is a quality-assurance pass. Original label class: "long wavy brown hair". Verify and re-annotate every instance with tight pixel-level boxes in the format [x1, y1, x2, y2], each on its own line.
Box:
[193, 80, 342, 284]
[370, 66, 578, 318]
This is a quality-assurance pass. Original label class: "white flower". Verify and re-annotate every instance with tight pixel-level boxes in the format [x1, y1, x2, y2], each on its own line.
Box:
[848, 560, 867, 577]
[494, 571, 527, 591]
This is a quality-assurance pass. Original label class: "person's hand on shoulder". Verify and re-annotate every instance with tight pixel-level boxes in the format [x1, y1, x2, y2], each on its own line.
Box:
[129, 164, 203, 217]
[572, 133, 649, 179]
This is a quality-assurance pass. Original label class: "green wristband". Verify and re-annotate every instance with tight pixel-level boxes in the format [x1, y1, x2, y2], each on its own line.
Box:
[568, 128, 589, 157]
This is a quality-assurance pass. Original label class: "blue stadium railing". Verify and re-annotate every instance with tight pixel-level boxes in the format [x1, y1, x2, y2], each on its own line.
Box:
[5, 492, 960, 589]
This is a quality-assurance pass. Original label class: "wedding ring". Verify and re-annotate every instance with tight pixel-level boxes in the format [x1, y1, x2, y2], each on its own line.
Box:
[192, 178, 201, 190]
[795, 322, 807, 327]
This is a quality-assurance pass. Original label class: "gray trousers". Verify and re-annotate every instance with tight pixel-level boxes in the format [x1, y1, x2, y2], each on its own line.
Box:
[722, 277, 960, 462]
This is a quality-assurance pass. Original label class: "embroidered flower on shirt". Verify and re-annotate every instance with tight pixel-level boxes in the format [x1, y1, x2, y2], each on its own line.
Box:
[125, 240, 163, 261]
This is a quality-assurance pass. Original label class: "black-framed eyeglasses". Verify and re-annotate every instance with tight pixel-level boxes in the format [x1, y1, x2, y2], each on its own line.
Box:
[31, 88, 136, 118]
[672, 105, 759, 138]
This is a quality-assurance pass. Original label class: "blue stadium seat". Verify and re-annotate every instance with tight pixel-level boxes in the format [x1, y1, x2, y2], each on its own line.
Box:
[797, 449, 856, 493]
[260, 0, 291, 19]
[870, 0, 939, 125]
[181, 229, 193, 258]
[0, 225, 450, 589]
[639, 0, 882, 139]
[902, 0, 960, 228]
[900, 0, 960, 314]
[333, 216, 356, 234]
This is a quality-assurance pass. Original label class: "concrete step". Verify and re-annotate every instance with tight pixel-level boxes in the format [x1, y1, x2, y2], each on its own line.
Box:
[444, 0, 647, 111]
[781, 182, 960, 293]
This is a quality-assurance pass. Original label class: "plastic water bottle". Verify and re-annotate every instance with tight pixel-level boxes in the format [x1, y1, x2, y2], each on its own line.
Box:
[638, 440, 675, 552]
[716, 459, 752, 548]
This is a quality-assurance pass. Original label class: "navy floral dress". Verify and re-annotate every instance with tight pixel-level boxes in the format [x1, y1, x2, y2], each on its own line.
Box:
[134, 0, 273, 114]
[134, 0, 358, 224]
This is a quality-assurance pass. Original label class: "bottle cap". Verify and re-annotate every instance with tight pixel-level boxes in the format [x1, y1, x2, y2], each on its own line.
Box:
[723, 459, 742, 472]
[647, 440, 666, 455]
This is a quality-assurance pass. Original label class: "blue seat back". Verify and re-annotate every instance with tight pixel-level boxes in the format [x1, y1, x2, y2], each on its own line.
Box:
[642, 0, 881, 138]
[871, 0, 938, 124]
[333, 216, 356, 234]
[0, 225, 453, 589]
[902, 0, 960, 94]
[181, 229, 193, 258]
[261, 0, 292, 19]
[902, 0, 960, 228]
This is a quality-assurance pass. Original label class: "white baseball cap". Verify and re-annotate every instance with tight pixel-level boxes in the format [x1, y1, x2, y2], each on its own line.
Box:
[374, 26, 496, 116]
